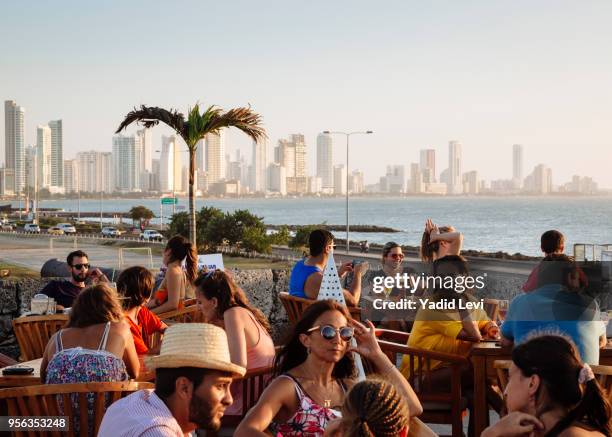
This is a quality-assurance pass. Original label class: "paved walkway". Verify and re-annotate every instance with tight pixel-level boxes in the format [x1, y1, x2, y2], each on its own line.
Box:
[0, 234, 161, 273]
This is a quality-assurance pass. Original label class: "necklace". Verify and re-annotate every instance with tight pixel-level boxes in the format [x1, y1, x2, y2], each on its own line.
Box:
[302, 365, 336, 408]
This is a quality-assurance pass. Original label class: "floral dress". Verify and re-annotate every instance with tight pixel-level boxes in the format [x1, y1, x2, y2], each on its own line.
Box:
[46, 322, 128, 434]
[269, 374, 345, 437]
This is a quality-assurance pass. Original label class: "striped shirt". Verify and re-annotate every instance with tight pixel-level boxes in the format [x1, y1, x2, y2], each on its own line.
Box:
[98, 389, 191, 437]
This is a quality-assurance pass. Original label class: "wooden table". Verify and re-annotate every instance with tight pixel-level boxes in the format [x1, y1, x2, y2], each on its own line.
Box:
[471, 342, 612, 436]
[0, 356, 155, 388]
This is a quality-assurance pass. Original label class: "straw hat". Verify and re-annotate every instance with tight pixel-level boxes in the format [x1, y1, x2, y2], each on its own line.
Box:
[145, 323, 246, 377]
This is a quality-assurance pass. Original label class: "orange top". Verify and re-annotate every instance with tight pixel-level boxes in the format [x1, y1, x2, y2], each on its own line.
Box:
[127, 307, 164, 355]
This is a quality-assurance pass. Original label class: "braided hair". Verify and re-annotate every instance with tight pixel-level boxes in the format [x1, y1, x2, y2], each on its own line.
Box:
[340, 377, 409, 437]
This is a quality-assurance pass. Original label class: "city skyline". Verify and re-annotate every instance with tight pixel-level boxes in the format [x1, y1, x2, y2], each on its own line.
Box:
[2, 1, 612, 187]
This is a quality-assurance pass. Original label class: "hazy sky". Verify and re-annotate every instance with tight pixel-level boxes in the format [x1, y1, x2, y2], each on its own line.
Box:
[2, 0, 611, 187]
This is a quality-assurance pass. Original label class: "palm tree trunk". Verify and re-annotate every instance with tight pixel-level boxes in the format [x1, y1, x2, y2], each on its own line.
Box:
[188, 148, 197, 247]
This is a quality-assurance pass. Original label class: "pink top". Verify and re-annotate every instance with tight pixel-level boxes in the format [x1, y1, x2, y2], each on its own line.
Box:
[226, 310, 275, 415]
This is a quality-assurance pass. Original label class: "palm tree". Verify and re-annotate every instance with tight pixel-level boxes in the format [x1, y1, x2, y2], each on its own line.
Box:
[116, 104, 266, 247]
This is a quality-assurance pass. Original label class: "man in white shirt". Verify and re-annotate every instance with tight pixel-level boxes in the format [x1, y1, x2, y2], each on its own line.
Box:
[99, 324, 246, 436]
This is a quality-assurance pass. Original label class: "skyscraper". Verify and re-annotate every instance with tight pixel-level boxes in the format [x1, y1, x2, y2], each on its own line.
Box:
[63, 159, 78, 193]
[112, 134, 143, 192]
[36, 125, 52, 188]
[333, 165, 347, 195]
[250, 138, 267, 193]
[448, 141, 463, 194]
[4, 100, 25, 192]
[419, 149, 436, 183]
[512, 144, 523, 188]
[77, 151, 112, 193]
[49, 120, 63, 188]
[316, 133, 333, 189]
[205, 129, 225, 184]
[137, 128, 153, 173]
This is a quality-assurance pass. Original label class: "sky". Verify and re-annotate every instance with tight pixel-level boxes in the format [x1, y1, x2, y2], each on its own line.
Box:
[1, 0, 611, 187]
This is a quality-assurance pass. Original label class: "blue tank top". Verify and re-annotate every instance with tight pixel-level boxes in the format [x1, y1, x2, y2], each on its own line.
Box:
[289, 259, 321, 298]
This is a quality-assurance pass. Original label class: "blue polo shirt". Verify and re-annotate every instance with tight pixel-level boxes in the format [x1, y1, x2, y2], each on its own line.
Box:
[501, 284, 605, 364]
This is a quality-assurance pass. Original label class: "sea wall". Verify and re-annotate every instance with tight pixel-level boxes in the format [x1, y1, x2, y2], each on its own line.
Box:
[0, 266, 528, 360]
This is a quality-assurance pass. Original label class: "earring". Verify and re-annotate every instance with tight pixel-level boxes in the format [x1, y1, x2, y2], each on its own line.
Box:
[307, 347, 311, 355]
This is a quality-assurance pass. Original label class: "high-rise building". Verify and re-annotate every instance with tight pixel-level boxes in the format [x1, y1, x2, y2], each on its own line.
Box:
[137, 128, 153, 173]
[36, 125, 52, 188]
[448, 141, 463, 194]
[410, 163, 423, 194]
[195, 139, 205, 171]
[0, 168, 15, 196]
[151, 159, 160, 192]
[63, 159, 78, 193]
[77, 151, 112, 193]
[384, 165, 407, 193]
[205, 130, 225, 184]
[316, 133, 333, 189]
[512, 144, 523, 189]
[274, 134, 307, 194]
[419, 149, 436, 183]
[250, 139, 267, 193]
[349, 170, 364, 194]
[292, 134, 307, 178]
[112, 134, 143, 192]
[463, 171, 479, 195]
[268, 163, 286, 195]
[4, 100, 25, 192]
[334, 165, 347, 195]
[25, 146, 37, 190]
[49, 120, 63, 188]
[159, 135, 183, 193]
[274, 139, 296, 178]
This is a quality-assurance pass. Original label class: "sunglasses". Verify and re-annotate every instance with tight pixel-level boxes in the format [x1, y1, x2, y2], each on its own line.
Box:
[388, 253, 404, 260]
[72, 263, 90, 270]
[307, 325, 354, 341]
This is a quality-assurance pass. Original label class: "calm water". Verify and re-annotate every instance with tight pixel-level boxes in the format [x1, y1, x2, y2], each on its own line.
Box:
[8, 196, 612, 256]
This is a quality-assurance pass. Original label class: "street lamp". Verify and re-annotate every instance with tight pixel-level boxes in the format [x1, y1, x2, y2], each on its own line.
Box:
[322, 130, 373, 254]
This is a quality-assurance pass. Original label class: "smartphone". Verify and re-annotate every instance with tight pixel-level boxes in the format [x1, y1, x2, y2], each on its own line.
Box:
[2, 366, 34, 375]
[352, 260, 363, 268]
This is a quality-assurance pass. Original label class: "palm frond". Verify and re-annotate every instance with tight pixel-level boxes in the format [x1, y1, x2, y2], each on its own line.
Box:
[204, 105, 267, 143]
[115, 105, 187, 138]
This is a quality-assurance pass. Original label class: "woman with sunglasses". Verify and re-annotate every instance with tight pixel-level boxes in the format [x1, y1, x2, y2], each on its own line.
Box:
[194, 269, 275, 415]
[235, 300, 422, 437]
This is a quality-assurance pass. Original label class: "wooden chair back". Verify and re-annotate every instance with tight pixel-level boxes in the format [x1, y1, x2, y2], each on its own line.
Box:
[157, 304, 203, 324]
[12, 314, 69, 361]
[366, 339, 469, 437]
[0, 381, 154, 437]
[221, 364, 275, 427]
[0, 353, 17, 368]
[279, 292, 361, 324]
[495, 360, 612, 403]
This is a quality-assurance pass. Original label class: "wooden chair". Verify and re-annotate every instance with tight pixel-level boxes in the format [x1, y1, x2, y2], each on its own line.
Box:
[0, 353, 17, 368]
[221, 364, 275, 427]
[157, 304, 203, 324]
[12, 314, 69, 361]
[0, 381, 154, 437]
[366, 339, 469, 437]
[279, 292, 361, 324]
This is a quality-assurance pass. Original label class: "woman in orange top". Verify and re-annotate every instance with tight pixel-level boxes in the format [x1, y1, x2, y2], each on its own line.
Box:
[148, 235, 197, 314]
[117, 266, 167, 355]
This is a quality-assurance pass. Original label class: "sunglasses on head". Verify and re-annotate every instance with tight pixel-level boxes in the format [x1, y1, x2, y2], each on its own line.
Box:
[307, 325, 354, 341]
[72, 263, 90, 270]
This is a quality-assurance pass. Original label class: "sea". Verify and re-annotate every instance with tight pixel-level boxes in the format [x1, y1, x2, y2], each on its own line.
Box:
[6, 196, 612, 256]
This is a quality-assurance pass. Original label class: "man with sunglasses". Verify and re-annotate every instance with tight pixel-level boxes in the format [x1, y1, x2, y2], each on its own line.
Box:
[39, 250, 109, 309]
[289, 229, 366, 306]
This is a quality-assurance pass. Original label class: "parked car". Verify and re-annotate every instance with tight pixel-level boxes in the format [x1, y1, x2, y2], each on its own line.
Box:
[101, 227, 120, 237]
[140, 229, 164, 242]
[23, 223, 41, 233]
[57, 223, 77, 234]
[47, 226, 65, 235]
[1, 223, 15, 231]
